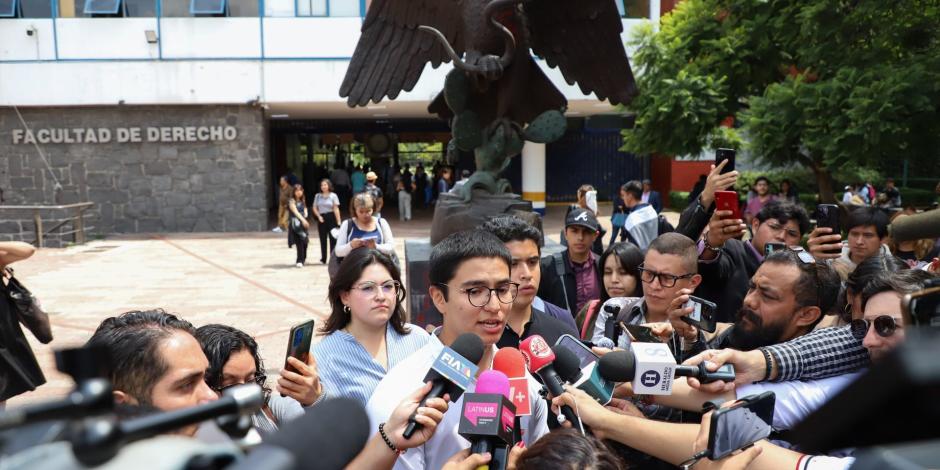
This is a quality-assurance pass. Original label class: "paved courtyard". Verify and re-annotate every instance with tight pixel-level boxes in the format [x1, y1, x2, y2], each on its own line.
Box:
[6, 204, 679, 408]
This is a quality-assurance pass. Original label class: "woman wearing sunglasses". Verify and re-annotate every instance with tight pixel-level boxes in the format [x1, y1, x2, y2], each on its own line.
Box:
[196, 324, 322, 436]
[312, 248, 429, 406]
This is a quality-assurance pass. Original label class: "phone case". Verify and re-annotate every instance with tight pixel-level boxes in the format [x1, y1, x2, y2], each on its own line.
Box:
[715, 191, 741, 220]
[284, 320, 315, 374]
[707, 391, 776, 459]
[680, 296, 717, 333]
[622, 323, 662, 343]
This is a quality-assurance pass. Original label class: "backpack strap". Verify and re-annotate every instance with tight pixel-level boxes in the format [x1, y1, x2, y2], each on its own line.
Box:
[579, 300, 601, 340]
[553, 253, 573, 313]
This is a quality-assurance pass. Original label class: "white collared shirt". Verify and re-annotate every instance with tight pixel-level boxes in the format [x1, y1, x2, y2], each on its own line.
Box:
[366, 335, 550, 470]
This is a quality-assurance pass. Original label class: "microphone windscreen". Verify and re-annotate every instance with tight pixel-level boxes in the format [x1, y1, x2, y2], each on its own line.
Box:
[595, 337, 615, 349]
[551, 346, 582, 383]
[265, 396, 370, 469]
[520, 335, 556, 374]
[889, 210, 940, 243]
[493, 347, 527, 378]
[476, 370, 511, 399]
[598, 350, 636, 382]
[451, 333, 486, 365]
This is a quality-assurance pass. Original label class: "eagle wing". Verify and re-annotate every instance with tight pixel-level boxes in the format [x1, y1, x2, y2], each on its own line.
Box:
[524, 0, 638, 106]
[339, 0, 463, 107]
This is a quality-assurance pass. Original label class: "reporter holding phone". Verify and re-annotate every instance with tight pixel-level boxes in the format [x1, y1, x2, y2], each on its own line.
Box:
[312, 248, 429, 405]
[335, 193, 396, 259]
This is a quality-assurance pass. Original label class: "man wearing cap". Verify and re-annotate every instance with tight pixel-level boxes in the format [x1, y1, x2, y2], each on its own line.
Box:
[619, 180, 674, 251]
[537, 208, 602, 316]
[364, 171, 384, 218]
[642, 179, 663, 214]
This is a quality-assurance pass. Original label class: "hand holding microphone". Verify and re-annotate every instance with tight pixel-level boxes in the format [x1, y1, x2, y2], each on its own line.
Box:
[519, 335, 581, 430]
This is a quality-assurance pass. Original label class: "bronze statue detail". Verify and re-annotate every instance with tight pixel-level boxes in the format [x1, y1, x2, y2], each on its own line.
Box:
[340, 0, 639, 201]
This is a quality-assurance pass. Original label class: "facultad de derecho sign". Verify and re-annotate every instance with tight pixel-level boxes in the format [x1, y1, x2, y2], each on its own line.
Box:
[11, 126, 238, 145]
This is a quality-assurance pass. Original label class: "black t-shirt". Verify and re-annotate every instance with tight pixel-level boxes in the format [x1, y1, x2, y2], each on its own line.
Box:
[497, 308, 574, 349]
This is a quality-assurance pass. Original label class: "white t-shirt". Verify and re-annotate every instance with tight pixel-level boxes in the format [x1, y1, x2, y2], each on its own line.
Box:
[736, 372, 862, 431]
[798, 455, 855, 470]
[366, 336, 550, 470]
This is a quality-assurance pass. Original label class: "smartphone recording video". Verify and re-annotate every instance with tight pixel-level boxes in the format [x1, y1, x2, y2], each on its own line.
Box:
[681, 296, 717, 333]
[708, 392, 776, 460]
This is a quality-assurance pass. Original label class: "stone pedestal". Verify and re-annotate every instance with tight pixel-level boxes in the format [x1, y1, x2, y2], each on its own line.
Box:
[429, 190, 534, 245]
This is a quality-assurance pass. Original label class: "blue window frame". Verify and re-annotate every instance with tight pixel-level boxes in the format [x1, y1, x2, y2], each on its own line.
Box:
[0, 0, 20, 17]
[191, 0, 226, 15]
[84, 0, 122, 14]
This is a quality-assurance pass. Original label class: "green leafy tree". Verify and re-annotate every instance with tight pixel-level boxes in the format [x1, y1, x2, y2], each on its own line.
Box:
[622, 0, 940, 202]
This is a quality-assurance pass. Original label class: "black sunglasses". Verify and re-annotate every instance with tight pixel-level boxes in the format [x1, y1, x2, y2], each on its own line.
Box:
[850, 316, 899, 340]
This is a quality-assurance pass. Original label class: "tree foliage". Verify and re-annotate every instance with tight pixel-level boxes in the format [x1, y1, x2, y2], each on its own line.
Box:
[621, 0, 940, 201]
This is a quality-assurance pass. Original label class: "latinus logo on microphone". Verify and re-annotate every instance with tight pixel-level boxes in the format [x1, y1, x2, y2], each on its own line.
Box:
[429, 346, 479, 392]
[631, 342, 676, 395]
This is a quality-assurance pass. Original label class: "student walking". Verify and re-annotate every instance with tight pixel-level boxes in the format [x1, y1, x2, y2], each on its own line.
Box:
[287, 184, 310, 267]
[312, 179, 342, 265]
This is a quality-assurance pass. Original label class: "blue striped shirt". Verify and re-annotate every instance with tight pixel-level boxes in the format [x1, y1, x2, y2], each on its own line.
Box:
[311, 323, 430, 406]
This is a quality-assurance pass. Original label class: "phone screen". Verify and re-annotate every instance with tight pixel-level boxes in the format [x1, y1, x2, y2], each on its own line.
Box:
[709, 393, 775, 459]
[554, 334, 599, 369]
[285, 320, 315, 374]
[764, 243, 786, 256]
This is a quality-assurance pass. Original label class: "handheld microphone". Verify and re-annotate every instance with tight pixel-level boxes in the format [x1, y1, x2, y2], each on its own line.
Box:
[553, 346, 616, 406]
[889, 209, 940, 243]
[605, 345, 735, 395]
[0, 378, 113, 431]
[595, 337, 616, 350]
[492, 347, 529, 445]
[519, 335, 580, 428]
[70, 384, 263, 466]
[674, 363, 736, 384]
[403, 333, 484, 439]
[458, 370, 515, 470]
[229, 396, 371, 470]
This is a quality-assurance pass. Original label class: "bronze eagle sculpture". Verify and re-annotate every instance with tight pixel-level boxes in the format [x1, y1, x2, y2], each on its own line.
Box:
[340, 0, 638, 199]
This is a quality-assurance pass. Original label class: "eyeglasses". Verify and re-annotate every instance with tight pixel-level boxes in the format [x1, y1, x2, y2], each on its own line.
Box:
[850, 316, 900, 340]
[352, 281, 401, 298]
[435, 282, 520, 308]
[211, 372, 267, 394]
[764, 222, 801, 239]
[638, 264, 694, 288]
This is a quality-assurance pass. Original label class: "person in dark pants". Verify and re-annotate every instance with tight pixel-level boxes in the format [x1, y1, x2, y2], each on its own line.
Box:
[287, 184, 310, 267]
[312, 178, 342, 264]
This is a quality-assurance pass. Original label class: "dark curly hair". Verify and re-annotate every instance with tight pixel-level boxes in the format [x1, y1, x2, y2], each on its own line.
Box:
[195, 324, 271, 402]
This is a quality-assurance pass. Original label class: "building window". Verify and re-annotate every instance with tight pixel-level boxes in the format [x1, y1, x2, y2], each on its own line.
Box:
[190, 0, 226, 15]
[1, 0, 21, 16]
[295, 0, 357, 17]
[21, 0, 53, 17]
[295, 0, 325, 16]
[83, 0, 123, 15]
[619, 0, 650, 19]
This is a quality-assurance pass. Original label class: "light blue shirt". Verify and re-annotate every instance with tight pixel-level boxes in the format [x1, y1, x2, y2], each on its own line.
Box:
[312, 323, 430, 406]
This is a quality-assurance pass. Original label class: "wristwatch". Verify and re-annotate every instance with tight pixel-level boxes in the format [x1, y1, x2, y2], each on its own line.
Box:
[702, 237, 722, 253]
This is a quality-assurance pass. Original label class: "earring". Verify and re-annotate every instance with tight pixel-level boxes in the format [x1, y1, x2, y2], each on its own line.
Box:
[343, 304, 351, 314]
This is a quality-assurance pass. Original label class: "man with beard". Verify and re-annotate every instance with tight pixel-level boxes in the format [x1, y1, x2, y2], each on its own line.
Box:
[667, 249, 841, 355]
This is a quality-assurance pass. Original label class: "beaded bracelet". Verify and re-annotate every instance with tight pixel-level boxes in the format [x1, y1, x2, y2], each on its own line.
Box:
[378, 422, 405, 455]
[759, 348, 773, 382]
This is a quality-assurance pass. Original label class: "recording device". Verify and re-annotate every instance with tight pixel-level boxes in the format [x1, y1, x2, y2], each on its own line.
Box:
[715, 148, 735, 174]
[681, 296, 717, 333]
[493, 348, 530, 445]
[70, 384, 263, 466]
[624, 343, 736, 395]
[402, 333, 484, 439]
[889, 208, 940, 243]
[519, 335, 581, 428]
[714, 191, 741, 220]
[459, 370, 515, 470]
[229, 396, 371, 470]
[553, 346, 615, 405]
[815, 204, 842, 254]
[707, 392, 775, 460]
[622, 323, 662, 343]
[283, 320, 314, 374]
[603, 303, 621, 344]
[902, 278, 940, 327]
[554, 334, 599, 369]
[763, 242, 786, 256]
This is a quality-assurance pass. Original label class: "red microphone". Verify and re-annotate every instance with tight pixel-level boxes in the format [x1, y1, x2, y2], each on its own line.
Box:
[519, 335, 580, 428]
[493, 347, 530, 444]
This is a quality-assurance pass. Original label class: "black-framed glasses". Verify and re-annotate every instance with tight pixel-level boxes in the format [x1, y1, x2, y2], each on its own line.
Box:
[850, 316, 900, 340]
[435, 282, 520, 308]
[351, 281, 401, 298]
[638, 264, 694, 288]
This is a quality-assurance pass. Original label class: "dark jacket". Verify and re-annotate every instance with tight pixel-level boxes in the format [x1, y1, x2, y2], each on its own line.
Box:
[0, 280, 45, 401]
[645, 190, 663, 213]
[675, 196, 714, 241]
[697, 239, 762, 323]
[538, 250, 601, 317]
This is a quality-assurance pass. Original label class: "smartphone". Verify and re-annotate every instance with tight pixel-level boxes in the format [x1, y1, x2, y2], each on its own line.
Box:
[681, 296, 717, 333]
[284, 320, 315, 374]
[815, 204, 842, 255]
[901, 280, 940, 327]
[708, 392, 776, 460]
[764, 242, 786, 257]
[715, 148, 736, 174]
[715, 190, 741, 220]
[622, 323, 662, 343]
[554, 334, 599, 369]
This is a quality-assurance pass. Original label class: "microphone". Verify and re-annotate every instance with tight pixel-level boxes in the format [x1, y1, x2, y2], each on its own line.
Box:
[553, 347, 616, 406]
[458, 371, 515, 470]
[229, 396, 371, 470]
[603, 345, 735, 395]
[0, 378, 113, 430]
[889, 209, 940, 243]
[402, 333, 484, 439]
[519, 335, 580, 428]
[595, 337, 616, 350]
[492, 347, 529, 445]
[70, 384, 263, 466]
